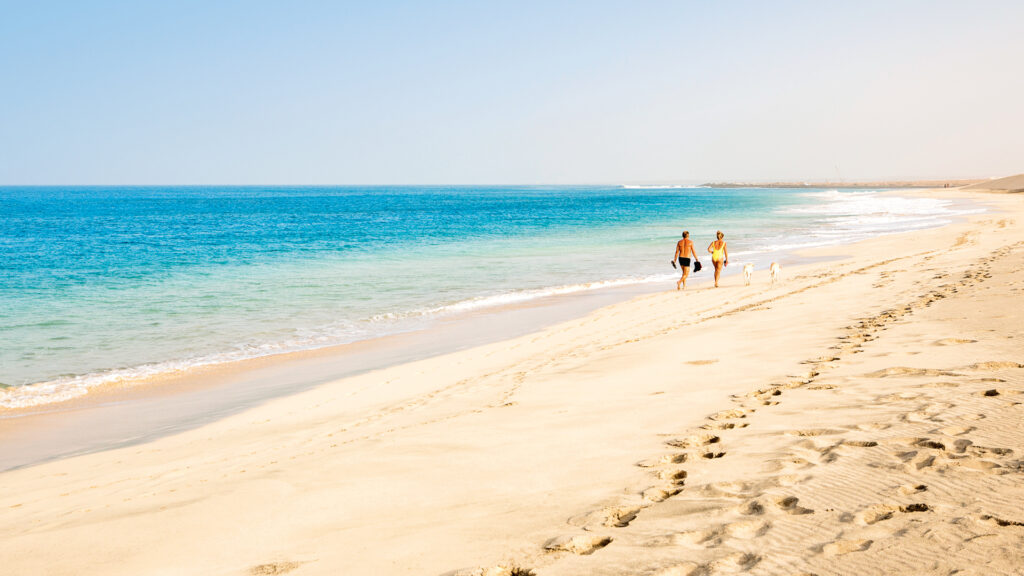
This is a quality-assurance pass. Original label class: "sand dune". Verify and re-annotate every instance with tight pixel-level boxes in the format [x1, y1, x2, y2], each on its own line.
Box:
[702, 179, 984, 189]
[0, 187, 1022, 575]
[965, 173, 1024, 193]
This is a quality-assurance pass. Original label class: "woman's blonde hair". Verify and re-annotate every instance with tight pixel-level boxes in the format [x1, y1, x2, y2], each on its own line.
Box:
[716, 230, 724, 239]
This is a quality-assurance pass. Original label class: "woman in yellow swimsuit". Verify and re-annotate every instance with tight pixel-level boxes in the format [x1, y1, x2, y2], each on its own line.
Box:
[707, 230, 728, 288]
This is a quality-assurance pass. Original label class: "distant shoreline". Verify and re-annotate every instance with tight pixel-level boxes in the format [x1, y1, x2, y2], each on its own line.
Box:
[700, 179, 983, 189]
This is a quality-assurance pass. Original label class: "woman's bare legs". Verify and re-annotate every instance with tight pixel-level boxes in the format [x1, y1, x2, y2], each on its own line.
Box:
[713, 260, 722, 287]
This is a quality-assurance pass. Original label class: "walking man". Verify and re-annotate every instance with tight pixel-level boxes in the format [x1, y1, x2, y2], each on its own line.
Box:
[673, 231, 700, 290]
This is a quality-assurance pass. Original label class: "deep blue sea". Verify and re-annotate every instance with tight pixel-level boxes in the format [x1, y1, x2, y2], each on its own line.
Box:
[0, 186, 977, 408]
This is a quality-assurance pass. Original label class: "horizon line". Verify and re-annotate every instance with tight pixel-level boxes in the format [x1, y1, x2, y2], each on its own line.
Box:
[0, 175, 1003, 188]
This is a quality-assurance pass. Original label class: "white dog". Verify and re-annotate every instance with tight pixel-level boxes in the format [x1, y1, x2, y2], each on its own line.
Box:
[742, 263, 754, 285]
[769, 262, 781, 286]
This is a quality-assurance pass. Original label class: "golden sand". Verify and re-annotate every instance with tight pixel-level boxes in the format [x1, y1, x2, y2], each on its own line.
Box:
[1, 186, 1022, 575]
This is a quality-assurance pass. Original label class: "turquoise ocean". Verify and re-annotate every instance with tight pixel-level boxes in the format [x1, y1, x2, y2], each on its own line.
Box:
[0, 186, 979, 409]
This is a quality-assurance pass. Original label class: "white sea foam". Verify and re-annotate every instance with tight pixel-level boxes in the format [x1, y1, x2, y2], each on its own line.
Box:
[0, 273, 676, 410]
[787, 190, 969, 219]
[716, 189, 979, 265]
[0, 320, 388, 409]
[620, 185, 689, 189]
[785, 189, 981, 243]
[421, 274, 673, 315]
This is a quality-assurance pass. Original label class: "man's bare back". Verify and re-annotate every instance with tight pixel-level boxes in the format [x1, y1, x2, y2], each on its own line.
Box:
[676, 237, 693, 257]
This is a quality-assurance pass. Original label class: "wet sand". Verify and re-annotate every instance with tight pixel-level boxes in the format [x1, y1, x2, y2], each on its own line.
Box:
[0, 279, 661, 472]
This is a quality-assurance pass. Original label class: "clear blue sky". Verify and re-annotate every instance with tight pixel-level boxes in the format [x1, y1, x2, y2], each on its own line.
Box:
[1, 1, 1021, 184]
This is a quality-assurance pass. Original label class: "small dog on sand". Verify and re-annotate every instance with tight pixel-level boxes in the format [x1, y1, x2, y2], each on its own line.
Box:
[742, 263, 754, 285]
[769, 262, 781, 286]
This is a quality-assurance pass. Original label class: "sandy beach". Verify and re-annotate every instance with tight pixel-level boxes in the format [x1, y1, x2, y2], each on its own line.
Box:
[1, 185, 1022, 576]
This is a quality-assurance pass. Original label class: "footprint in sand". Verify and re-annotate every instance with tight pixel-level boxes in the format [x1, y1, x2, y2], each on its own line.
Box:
[778, 474, 811, 487]
[898, 483, 928, 495]
[708, 552, 760, 573]
[944, 457, 1004, 473]
[672, 528, 723, 549]
[791, 440, 841, 465]
[667, 433, 720, 448]
[948, 439, 975, 454]
[981, 388, 1024, 397]
[735, 500, 766, 516]
[598, 507, 642, 528]
[902, 452, 937, 471]
[763, 456, 816, 473]
[842, 440, 879, 448]
[895, 438, 1008, 473]
[978, 514, 1024, 528]
[905, 410, 943, 424]
[708, 408, 755, 421]
[935, 338, 977, 345]
[896, 437, 944, 451]
[657, 469, 689, 484]
[856, 503, 929, 525]
[822, 539, 873, 555]
[780, 378, 812, 389]
[569, 506, 641, 529]
[697, 480, 764, 499]
[969, 445, 1014, 457]
[589, 504, 634, 528]
[802, 356, 841, 364]
[909, 437, 975, 453]
[702, 421, 750, 430]
[636, 453, 688, 467]
[544, 534, 612, 555]
[772, 495, 814, 515]
[250, 562, 303, 575]
[643, 485, 683, 503]
[752, 386, 783, 397]
[724, 519, 771, 539]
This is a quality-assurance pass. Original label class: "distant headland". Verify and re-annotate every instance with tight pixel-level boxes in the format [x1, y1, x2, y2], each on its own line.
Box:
[700, 179, 984, 189]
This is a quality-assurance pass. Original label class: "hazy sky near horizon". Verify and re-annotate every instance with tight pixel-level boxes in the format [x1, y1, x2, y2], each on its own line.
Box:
[2, 1, 1022, 185]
